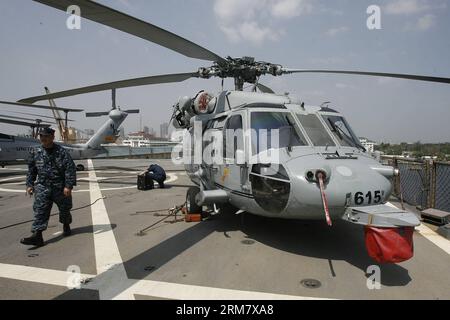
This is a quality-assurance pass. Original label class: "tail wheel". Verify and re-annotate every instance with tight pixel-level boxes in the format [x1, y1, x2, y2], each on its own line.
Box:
[76, 164, 85, 171]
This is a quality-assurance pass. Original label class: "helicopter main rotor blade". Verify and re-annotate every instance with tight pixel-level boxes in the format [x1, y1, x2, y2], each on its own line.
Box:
[33, 0, 226, 64]
[282, 69, 450, 84]
[86, 112, 110, 118]
[0, 114, 55, 124]
[20, 72, 200, 104]
[256, 83, 275, 94]
[0, 118, 51, 128]
[4, 110, 75, 122]
[0, 100, 84, 112]
[123, 109, 140, 114]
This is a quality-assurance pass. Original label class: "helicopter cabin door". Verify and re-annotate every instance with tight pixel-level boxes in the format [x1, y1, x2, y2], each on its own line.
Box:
[215, 110, 250, 195]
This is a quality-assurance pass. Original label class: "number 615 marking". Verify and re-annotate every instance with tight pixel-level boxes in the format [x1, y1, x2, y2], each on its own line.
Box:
[354, 191, 382, 205]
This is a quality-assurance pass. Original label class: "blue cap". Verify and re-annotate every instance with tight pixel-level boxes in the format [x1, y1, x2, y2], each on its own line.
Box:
[38, 127, 55, 136]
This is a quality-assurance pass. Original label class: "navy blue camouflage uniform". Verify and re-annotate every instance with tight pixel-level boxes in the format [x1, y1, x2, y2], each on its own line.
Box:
[26, 144, 77, 232]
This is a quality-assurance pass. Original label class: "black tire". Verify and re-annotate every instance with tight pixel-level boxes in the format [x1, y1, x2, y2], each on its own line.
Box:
[76, 164, 85, 171]
[186, 186, 202, 214]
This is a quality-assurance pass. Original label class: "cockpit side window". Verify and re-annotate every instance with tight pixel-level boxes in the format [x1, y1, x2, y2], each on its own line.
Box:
[213, 116, 227, 129]
[206, 116, 227, 130]
[251, 112, 308, 155]
[223, 114, 244, 159]
[296, 114, 336, 147]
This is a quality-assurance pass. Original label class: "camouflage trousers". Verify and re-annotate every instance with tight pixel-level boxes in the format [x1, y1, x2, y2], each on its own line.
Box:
[31, 184, 73, 232]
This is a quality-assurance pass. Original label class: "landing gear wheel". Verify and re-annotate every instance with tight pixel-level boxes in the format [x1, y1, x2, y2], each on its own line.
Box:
[76, 164, 85, 171]
[185, 187, 212, 219]
[186, 186, 202, 215]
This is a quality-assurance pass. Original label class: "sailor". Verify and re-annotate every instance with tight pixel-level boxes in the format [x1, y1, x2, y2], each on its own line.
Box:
[21, 127, 77, 247]
[146, 163, 167, 188]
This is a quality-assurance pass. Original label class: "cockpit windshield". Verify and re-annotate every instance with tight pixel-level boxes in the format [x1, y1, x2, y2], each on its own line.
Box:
[249, 111, 365, 152]
[322, 114, 365, 151]
[295, 114, 336, 147]
[251, 112, 307, 154]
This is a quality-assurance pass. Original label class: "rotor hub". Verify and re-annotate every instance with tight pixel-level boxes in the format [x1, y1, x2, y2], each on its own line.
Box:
[198, 57, 284, 90]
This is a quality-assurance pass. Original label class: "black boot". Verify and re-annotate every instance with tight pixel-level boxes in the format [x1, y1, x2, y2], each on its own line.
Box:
[63, 224, 72, 237]
[20, 231, 44, 247]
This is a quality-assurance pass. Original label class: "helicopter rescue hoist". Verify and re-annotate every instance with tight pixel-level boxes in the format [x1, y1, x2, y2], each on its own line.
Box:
[20, 0, 450, 263]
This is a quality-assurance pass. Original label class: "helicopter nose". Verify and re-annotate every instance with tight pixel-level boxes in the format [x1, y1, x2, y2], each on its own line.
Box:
[284, 155, 393, 219]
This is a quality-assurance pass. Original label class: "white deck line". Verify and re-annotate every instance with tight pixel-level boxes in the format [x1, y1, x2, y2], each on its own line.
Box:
[0, 263, 95, 287]
[386, 202, 450, 255]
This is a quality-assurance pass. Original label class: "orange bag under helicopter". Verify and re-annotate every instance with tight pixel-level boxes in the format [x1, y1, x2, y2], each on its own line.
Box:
[364, 226, 415, 263]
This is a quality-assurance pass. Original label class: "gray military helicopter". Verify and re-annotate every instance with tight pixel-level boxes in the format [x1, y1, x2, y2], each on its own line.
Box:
[0, 90, 139, 170]
[19, 0, 450, 260]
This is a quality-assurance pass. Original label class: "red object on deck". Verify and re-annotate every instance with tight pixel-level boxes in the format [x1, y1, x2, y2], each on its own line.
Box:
[185, 213, 202, 223]
[364, 226, 415, 263]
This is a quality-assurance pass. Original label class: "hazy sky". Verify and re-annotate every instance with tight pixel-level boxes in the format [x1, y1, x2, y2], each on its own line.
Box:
[0, 0, 449, 143]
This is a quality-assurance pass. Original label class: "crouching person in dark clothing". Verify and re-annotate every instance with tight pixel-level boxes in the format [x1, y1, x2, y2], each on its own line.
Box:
[146, 164, 166, 188]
